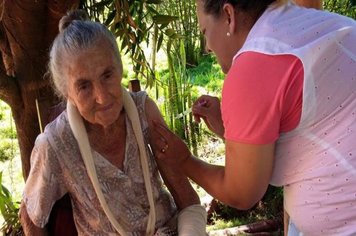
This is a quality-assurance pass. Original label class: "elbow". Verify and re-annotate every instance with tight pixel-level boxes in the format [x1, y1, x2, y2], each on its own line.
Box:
[19, 201, 48, 235]
[224, 193, 262, 210]
[229, 199, 258, 210]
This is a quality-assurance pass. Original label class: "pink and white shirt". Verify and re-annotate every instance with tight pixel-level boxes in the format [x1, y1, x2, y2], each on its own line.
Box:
[222, 3, 356, 235]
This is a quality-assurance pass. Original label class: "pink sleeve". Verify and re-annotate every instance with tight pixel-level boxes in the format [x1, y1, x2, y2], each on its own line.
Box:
[222, 52, 304, 144]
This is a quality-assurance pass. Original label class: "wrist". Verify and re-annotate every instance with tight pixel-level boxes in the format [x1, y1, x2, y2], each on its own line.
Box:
[181, 154, 193, 176]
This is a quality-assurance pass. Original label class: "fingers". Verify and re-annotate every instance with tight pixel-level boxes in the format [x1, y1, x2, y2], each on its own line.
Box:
[149, 121, 192, 166]
[192, 95, 220, 124]
[192, 104, 209, 117]
[192, 96, 209, 122]
[193, 95, 211, 106]
[149, 121, 173, 159]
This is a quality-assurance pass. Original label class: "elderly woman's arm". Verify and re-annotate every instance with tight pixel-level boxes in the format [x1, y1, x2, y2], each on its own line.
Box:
[151, 122, 275, 210]
[20, 201, 48, 236]
[145, 97, 200, 209]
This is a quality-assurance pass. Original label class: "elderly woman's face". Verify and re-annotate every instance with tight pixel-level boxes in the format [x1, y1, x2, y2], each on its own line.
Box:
[197, 0, 233, 73]
[64, 40, 123, 128]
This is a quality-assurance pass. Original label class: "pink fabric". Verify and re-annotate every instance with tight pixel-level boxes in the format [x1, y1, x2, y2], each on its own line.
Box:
[222, 51, 303, 144]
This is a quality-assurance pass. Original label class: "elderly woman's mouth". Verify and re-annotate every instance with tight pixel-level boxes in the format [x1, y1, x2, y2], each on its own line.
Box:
[97, 104, 114, 111]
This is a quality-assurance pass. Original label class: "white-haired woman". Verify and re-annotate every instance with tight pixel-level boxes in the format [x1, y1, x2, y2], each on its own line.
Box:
[20, 10, 206, 236]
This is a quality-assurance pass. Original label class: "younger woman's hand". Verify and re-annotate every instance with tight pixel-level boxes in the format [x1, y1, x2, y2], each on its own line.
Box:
[192, 95, 225, 139]
[149, 121, 192, 168]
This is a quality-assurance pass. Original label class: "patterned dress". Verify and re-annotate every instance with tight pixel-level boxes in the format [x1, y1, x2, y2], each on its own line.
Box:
[23, 92, 178, 235]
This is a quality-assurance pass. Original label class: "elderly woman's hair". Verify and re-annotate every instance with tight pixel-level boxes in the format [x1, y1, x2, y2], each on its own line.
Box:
[49, 9, 122, 99]
[200, 0, 287, 17]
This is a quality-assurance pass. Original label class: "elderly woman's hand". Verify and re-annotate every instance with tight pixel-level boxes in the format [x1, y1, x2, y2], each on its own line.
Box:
[192, 95, 225, 139]
[149, 121, 192, 167]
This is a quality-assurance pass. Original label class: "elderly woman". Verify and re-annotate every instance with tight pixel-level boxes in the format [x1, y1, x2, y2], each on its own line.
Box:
[20, 10, 206, 236]
[150, 0, 356, 235]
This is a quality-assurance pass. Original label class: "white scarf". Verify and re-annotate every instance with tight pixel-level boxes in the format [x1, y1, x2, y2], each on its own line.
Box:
[67, 87, 156, 236]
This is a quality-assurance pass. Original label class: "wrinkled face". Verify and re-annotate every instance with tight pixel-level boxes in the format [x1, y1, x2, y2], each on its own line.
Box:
[64, 39, 123, 128]
[197, 0, 232, 73]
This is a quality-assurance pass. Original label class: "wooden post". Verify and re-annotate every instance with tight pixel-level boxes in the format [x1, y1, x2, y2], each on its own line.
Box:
[129, 79, 141, 92]
[295, 0, 323, 9]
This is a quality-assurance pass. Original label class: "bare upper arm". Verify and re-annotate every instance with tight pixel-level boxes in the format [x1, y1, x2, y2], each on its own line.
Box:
[224, 140, 275, 209]
[144, 96, 200, 208]
[145, 96, 166, 125]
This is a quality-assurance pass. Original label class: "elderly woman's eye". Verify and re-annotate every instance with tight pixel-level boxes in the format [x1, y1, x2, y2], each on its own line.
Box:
[78, 82, 90, 91]
[103, 71, 113, 80]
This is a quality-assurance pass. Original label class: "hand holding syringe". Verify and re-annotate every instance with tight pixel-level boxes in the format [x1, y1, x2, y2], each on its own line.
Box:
[175, 100, 207, 119]
[177, 95, 225, 139]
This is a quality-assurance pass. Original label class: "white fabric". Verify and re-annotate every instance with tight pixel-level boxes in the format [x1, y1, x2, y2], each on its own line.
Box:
[177, 204, 207, 236]
[288, 219, 303, 236]
[234, 3, 356, 235]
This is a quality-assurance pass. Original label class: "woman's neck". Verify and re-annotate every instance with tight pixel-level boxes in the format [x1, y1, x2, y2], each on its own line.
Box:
[85, 109, 126, 137]
[86, 109, 127, 168]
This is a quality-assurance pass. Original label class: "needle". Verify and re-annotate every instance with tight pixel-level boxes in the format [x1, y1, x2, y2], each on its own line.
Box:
[175, 100, 207, 119]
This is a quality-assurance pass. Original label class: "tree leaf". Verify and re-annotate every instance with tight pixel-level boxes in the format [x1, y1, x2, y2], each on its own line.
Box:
[146, 0, 163, 4]
[152, 15, 178, 24]
[159, 23, 169, 30]
[165, 28, 176, 37]
[157, 33, 164, 52]
[104, 10, 116, 25]
[146, 5, 159, 15]
[89, 0, 112, 9]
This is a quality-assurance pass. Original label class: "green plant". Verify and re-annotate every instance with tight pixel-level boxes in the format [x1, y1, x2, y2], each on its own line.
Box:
[0, 141, 14, 162]
[0, 172, 23, 236]
[187, 55, 224, 95]
[0, 101, 19, 162]
[324, 0, 356, 19]
[207, 217, 244, 231]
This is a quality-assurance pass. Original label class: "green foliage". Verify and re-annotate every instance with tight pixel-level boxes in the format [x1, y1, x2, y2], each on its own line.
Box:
[206, 186, 283, 231]
[0, 141, 15, 162]
[207, 217, 244, 231]
[0, 172, 23, 236]
[160, 0, 201, 67]
[324, 0, 356, 19]
[0, 101, 18, 162]
[187, 55, 225, 95]
[81, 0, 178, 86]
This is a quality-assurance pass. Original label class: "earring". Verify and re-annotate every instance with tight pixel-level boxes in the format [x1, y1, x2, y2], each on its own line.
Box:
[226, 32, 231, 37]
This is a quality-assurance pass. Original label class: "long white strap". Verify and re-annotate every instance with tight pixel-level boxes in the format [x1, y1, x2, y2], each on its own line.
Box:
[67, 87, 155, 235]
[121, 88, 156, 235]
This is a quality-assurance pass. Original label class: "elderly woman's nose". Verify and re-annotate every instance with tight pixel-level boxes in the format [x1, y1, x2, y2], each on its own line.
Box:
[94, 84, 109, 103]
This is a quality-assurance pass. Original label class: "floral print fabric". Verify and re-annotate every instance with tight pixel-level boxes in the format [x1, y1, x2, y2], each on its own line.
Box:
[23, 92, 177, 235]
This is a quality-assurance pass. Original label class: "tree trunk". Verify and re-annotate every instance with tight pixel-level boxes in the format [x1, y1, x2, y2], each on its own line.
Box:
[0, 0, 79, 180]
[295, 0, 323, 9]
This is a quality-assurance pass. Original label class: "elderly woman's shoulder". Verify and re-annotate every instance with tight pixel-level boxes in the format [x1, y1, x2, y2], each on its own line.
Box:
[130, 90, 148, 100]
[46, 109, 69, 131]
[36, 110, 72, 144]
[130, 90, 148, 108]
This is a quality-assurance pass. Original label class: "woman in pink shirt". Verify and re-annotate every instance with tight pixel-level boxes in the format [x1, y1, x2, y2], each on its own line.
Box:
[150, 0, 356, 235]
